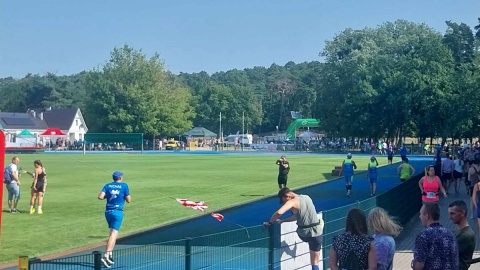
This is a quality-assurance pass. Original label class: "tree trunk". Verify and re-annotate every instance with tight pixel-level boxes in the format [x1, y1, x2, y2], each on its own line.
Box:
[278, 98, 284, 130]
[396, 127, 403, 147]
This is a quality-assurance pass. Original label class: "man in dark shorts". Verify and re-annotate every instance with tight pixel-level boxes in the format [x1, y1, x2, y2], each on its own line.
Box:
[387, 146, 394, 165]
[276, 155, 290, 189]
[263, 188, 323, 270]
[441, 154, 454, 192]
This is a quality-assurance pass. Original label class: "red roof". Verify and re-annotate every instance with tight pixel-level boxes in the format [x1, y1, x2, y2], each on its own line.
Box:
[39, 128, 67, 136]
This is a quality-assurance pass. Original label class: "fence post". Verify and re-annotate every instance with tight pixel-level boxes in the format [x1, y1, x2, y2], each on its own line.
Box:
[268, 225, 274, 270]
[18, 256, 29, 270]
[93, 251, 102, 270]
[185, 237, 192, 270]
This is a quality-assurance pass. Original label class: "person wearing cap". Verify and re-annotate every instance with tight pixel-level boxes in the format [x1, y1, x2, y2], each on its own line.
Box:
[263, 188, 323, 270]
[276, 155, 290, 189]
[340, 153, 357, 197]
[367, 156, 379, 196]
[98, 171, 131, 268]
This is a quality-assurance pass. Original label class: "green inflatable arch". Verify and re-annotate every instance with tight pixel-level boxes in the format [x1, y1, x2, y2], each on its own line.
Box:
[285, 118, 321, 139]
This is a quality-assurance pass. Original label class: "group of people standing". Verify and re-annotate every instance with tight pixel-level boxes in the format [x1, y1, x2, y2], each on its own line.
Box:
[268, 149, 480, 270]
[264, 187, 404, 270]
[4, 156, 47, 214]
[327, 199, 475, 270]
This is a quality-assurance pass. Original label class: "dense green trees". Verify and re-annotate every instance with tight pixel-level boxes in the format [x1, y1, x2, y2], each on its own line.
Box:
[0, 19, 479, 142]
[83, 45, 194, 135]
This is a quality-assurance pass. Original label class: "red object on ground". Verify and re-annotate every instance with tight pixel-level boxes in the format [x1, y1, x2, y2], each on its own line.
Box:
[211, 212, 224, 222]
[176, 198, 208, 211]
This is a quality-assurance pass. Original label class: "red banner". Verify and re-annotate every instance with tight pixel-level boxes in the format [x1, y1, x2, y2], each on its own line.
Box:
[0, 130, 5, 236]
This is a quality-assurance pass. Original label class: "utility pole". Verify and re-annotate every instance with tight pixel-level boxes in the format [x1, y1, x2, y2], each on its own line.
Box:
[219, 112, 222, 151]
[242, 111, 245, 151]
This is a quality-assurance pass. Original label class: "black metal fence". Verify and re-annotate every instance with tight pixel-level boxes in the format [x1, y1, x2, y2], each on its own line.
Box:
[27, 225, 274, 270]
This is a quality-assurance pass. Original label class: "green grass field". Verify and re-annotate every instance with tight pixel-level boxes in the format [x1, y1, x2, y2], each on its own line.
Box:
[0, 153, 381, 264]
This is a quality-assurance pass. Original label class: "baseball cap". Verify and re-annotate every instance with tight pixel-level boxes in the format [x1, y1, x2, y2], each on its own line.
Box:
[278, 187, 291, 204]
[347, 153, 352, 157]
[112, 171, 124, 181]
[370, 156, 375, 160]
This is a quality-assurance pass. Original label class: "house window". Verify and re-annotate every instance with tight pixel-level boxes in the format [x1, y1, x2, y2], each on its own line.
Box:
[76, 120, 79, 126]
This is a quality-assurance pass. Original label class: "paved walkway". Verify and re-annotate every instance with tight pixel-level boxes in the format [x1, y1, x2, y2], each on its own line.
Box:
[393, 184, 480, 269]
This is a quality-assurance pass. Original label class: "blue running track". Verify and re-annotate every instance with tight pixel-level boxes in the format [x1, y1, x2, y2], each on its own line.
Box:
[8, 153, 434, 270]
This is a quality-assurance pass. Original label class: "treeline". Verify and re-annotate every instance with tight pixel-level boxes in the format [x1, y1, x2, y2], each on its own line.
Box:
[0, 19, 479, 143]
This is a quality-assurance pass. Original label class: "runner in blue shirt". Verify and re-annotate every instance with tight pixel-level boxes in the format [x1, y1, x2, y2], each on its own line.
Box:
[367, 156, 379, 196]
[98, 171, 131, 268]
[340, 153, 357, 197]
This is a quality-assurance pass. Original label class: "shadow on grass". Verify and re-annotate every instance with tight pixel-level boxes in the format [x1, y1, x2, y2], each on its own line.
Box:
[240, 194, 265, 197]
[87, 235, 105, 239]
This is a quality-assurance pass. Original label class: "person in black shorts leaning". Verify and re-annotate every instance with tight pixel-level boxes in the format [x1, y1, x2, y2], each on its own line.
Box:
[263, 188, 323, 270]
[276, 155, 290, 189]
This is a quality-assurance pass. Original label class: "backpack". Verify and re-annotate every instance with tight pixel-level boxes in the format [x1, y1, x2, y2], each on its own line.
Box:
[340, 250, 361, 270]
[4, 166, 13, 184]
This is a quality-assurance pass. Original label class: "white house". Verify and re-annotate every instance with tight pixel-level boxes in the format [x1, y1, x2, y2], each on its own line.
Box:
[38, 108, 89, 142]
[0, 108, 89, 147]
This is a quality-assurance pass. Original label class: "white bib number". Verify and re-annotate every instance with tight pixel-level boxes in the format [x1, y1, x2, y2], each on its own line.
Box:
[426, 192, 436, 199]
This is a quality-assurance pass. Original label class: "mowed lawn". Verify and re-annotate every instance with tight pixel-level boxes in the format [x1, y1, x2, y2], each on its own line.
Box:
[0, 153, 376, 263]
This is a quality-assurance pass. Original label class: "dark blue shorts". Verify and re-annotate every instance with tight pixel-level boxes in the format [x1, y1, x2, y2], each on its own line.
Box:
[369, 177, 377, 184]
[105, 210, 124, 231]
[298, 235, 322, 251]
[344, 175, 353, 183]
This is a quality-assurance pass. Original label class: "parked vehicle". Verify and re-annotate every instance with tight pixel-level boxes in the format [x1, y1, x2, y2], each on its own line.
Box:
[224, 134, 253, 147]
[165, 139, 180, 150]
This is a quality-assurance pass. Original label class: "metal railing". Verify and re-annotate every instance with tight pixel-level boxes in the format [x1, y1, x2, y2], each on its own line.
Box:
[25, 225, 274, 270]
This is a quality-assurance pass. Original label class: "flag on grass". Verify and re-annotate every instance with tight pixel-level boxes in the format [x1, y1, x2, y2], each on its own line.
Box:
[211, 212, 224, 222]
[176, 198, 208, 211]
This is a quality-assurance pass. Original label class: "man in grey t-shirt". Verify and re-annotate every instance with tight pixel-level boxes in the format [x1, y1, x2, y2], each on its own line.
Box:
[263, 188, 323, 270]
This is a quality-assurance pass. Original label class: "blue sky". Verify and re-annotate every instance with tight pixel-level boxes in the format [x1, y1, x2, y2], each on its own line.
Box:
[1, 0, 478, 78]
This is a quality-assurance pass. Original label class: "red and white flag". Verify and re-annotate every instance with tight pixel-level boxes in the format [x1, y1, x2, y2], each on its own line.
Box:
[176, 198, 208, 212]
[211, 212, 224, 222]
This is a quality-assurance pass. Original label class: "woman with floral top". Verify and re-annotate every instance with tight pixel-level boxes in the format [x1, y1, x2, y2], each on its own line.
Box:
[328, 208, 377, 270]
[367, 207, 402, 270]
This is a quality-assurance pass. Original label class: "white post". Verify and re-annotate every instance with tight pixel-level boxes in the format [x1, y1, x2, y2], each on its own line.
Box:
[219, 112, 222, 150]
[242, 111, 245, 151]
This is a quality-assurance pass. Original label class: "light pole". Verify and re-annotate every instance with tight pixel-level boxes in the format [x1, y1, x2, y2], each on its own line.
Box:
[241, 111, 244, 151]
[219, 112, 222, 151]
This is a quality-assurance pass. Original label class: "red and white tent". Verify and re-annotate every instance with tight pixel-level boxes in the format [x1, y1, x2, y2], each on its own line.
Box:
[39, 128, 67, 150]
[39, 128, 67, 137]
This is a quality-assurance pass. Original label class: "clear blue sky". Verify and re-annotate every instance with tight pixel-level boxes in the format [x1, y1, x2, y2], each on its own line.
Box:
[1, 0, 478, 78]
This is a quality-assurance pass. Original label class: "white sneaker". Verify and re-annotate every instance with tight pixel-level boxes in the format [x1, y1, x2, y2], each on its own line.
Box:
[101, 257, 111, 268]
